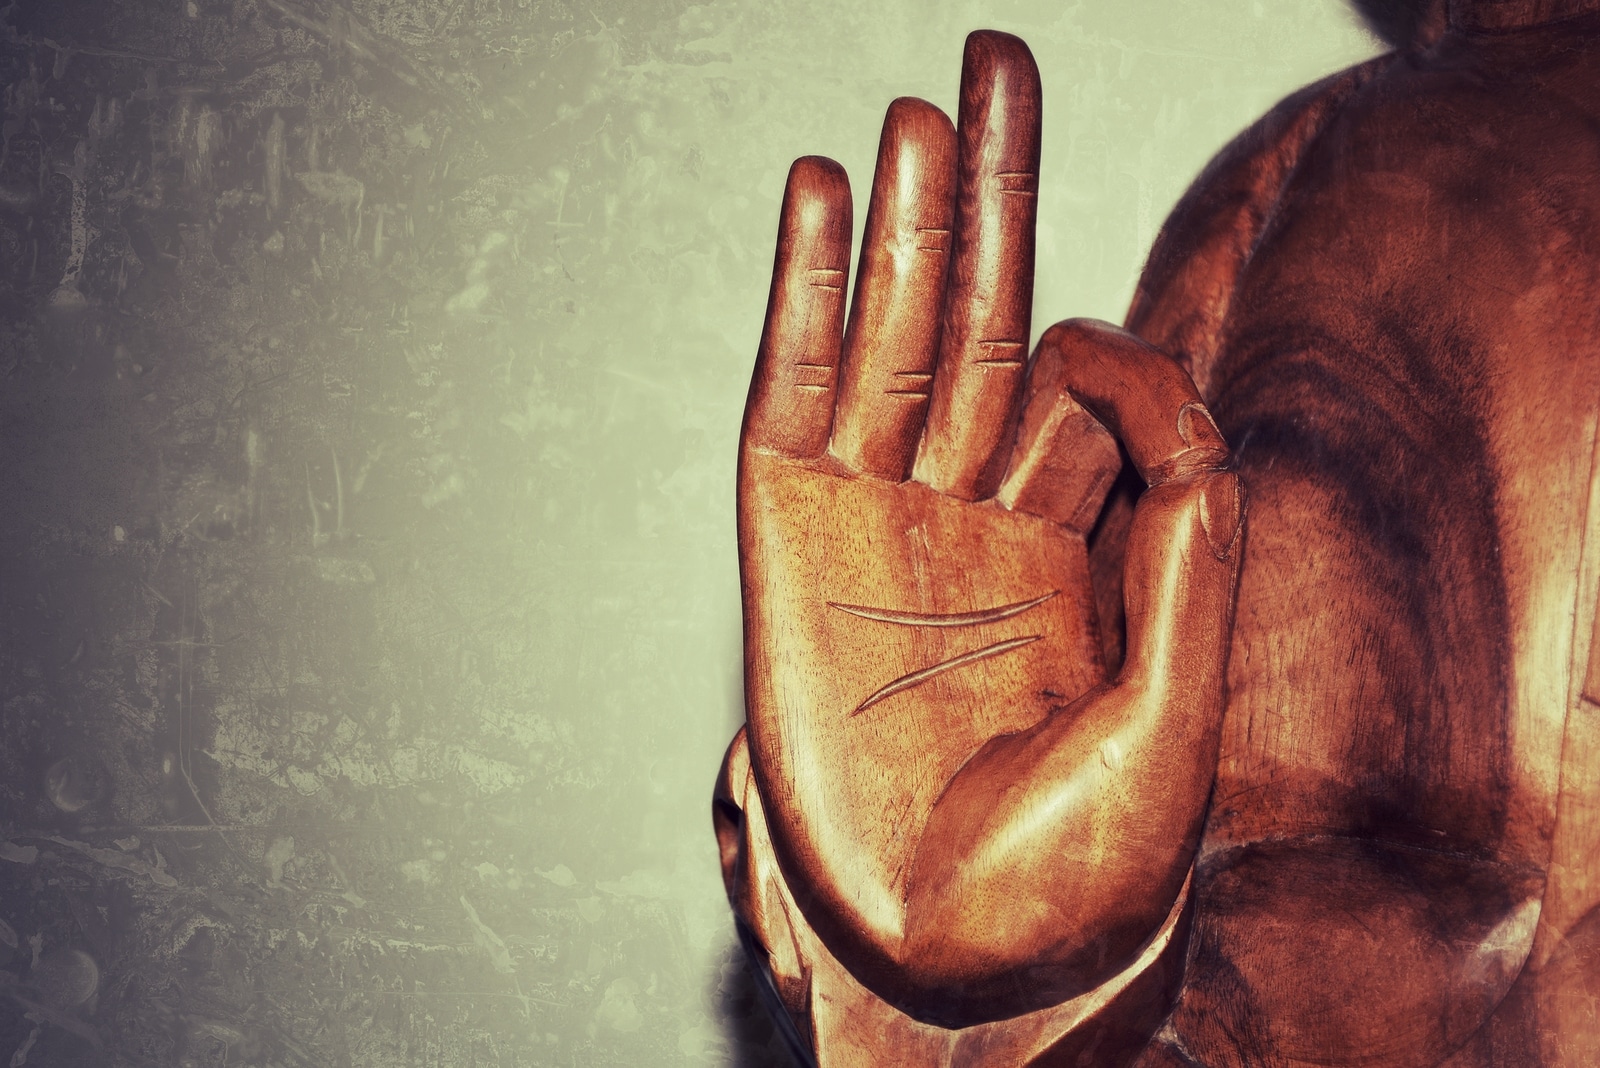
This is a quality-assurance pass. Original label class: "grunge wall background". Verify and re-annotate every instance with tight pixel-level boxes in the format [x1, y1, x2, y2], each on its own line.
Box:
[0, 1, 1374, 1063]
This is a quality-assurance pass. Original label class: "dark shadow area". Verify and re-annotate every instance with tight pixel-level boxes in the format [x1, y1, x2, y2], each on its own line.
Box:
[712, 937, 804, 1068]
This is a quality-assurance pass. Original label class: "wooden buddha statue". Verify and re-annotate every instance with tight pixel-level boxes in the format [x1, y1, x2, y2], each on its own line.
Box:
[714, 3, 1600, 1063]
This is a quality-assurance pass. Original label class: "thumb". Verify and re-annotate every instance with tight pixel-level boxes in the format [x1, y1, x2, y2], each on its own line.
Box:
[1119, 468, 1241, 699]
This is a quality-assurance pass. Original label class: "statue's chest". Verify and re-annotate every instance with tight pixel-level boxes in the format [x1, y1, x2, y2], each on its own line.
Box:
[1202, 288, 1600, 875]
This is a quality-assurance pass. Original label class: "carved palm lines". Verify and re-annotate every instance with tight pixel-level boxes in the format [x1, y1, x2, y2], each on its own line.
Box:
[828, 590, 1057, 714]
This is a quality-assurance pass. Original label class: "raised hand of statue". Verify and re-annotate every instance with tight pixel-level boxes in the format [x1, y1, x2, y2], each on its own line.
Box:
[724, 31, 1244, 1029]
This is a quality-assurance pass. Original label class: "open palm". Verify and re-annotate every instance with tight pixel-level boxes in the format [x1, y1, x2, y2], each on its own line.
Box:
[730, 32, 1243, 1027]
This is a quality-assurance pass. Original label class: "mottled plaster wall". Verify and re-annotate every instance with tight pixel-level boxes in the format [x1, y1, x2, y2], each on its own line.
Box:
[0, 1, 1374, 1064]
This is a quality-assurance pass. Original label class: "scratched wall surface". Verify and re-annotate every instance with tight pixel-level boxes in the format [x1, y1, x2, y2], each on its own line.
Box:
[0, 1, 1376, 1065]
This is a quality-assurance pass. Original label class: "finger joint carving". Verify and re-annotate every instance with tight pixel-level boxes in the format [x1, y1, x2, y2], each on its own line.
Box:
[806, 267, 846, 291]
[793, 362, 834, 391]
[976, 339, 1026, 367]
[996, 171, 1038, 198]
[886, 370, 933, 399]
[914, 227, 951, 252]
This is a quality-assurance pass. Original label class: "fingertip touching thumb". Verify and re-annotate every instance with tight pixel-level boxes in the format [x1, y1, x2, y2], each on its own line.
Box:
[1028, 318, 1245, 688]
[1037, 318, 1230, 487]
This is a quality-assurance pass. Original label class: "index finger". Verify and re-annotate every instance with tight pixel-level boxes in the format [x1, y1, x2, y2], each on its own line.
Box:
[1041, 318, 1230, 486]
[912, 31, 1043, 500]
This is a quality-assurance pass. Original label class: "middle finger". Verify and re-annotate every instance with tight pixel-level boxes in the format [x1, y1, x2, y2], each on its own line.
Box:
[912, 30, 1043, 501]
[830, 97, 958, 481]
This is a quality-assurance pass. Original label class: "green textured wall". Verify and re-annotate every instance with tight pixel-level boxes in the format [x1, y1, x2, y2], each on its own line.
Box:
[0, 1, 1376, 1064]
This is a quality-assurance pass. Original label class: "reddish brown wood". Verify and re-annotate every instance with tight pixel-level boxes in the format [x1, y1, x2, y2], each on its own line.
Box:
[717, 5, 1600, 1065]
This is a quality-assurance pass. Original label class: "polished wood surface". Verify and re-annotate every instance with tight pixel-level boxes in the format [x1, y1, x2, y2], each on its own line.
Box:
[716, 5, 1600, 1064]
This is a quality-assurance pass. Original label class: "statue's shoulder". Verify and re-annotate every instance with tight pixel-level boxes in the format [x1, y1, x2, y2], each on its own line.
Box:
[1126, 54, 1395, 394]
